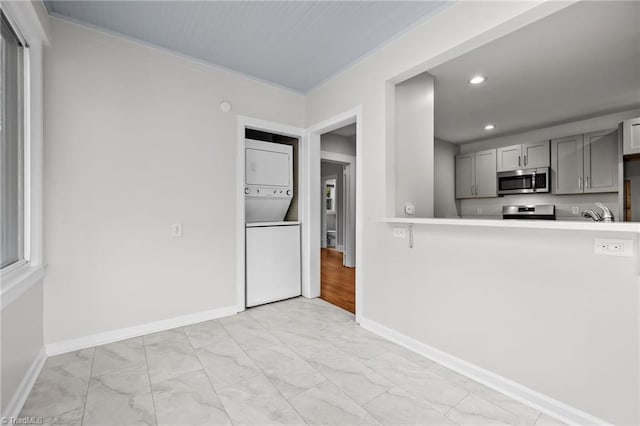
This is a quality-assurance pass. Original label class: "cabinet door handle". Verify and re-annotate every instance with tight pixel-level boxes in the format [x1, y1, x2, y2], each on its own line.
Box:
[524, 155, 527, 166]
[471, 185, 475, 196]
[578, 176, 583, 189]
[586, 176, 590, 189]
[518, 156, 521, 167]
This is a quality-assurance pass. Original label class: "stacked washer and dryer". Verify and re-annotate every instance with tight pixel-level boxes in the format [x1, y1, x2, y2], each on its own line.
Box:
[244, 139, 301, 307]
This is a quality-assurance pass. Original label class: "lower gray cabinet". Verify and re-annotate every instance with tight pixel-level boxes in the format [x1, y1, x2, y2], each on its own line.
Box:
[456, 149, 497, 199]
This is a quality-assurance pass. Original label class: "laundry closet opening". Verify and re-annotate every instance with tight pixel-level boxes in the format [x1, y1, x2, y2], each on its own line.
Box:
[243, 128, 301, 308]
[320, 124, 357, 314]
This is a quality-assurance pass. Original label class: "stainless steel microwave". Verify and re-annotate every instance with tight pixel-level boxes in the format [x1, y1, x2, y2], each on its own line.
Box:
[497, 167, 550, 195]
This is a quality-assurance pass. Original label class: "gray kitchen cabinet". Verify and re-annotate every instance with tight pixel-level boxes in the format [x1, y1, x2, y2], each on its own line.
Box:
[474, 149, 497, 197]
[497, 141, 549, 171]
[622, 117, 640, 155]
[523, 141, 550, 168]
[455, 149, 497, 199]
[551, 130, 618, 195]
[455, 153, 474, 199]
[552, 134, 584, 194]
[583, 129, 618, 193]
[497, 144, 522, 171]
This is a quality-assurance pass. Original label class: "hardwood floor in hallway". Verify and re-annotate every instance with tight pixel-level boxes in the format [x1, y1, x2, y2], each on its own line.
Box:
[320, 248, 355, 313]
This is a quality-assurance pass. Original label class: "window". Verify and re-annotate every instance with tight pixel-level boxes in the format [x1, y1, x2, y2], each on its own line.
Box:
[1, 12, 25, 269]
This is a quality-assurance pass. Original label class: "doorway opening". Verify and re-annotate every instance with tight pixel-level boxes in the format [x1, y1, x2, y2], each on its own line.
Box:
[319, 124, 356, 313]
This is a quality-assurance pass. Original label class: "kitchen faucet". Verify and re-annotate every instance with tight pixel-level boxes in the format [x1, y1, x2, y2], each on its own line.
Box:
[582, 209, 602, 222]
[581, 203, 614, 222]
[596, 202, 613, 222]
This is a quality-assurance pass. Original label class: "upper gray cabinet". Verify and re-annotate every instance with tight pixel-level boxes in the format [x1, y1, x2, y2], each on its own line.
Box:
[622, 117, 640, 155]
[455, 153, 474, 199]
[551, 134, 583, 194]
[583, 129, 618, 193]
[497, 141, 549, 171]
[523, 141, 550, 168]
[551, 129, 618, 194]
[474, 149, 498, 197]
[455, 149, 497, 199]
[497, 145, 522, 171]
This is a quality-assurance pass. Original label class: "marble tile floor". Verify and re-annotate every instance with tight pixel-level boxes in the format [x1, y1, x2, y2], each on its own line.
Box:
[20, 297, 566, 426]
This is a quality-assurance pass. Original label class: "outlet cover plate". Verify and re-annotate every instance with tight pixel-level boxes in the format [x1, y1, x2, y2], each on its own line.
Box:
[594, 239, 633, 257]
[393, 228, 407, 238]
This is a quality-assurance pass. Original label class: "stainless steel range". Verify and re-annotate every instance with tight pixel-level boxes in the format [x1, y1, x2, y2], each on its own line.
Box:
[502, 205, 556, 220]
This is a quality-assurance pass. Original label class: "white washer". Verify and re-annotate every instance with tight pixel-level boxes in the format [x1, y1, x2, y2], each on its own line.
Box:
[244, 139, 293, 223]
[246, 222, 301, 307]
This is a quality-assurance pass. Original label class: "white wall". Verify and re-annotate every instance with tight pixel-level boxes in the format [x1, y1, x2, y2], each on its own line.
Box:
[321, 132, 356, 157]
[434, 138, 460, 218]
[2, 284, 44, 413]
[306, 1, 639, 424]
[395, 72, 434, 217]
[43, 18, 305, 345]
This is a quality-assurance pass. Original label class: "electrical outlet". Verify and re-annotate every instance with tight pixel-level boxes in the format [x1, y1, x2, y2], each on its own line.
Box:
[393, 228, 407, 238]
[171, 223, 183, 238]
[571, 206, 580, 215]
[594, 239, 632, 257]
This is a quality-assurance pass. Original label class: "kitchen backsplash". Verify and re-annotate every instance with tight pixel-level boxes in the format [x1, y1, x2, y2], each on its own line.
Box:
[459, 192, 619, 220]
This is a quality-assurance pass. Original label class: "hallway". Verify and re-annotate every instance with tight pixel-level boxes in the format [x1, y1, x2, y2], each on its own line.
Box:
[321, 248, 355, 314]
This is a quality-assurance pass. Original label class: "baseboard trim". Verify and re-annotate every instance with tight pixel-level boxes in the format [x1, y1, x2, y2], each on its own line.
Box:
[45, 305, 237, 356]
[3, 347, 46, 419]
[359, 317, 609, 426]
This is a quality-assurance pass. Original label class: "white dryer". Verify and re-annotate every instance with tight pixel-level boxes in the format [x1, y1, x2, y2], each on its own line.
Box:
[244, 139, 293, 223]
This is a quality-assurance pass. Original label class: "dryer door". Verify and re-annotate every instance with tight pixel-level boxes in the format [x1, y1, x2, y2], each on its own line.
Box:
[245, 148, 290, 187]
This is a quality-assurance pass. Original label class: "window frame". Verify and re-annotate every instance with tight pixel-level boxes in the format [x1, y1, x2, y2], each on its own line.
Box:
[1, 9, 31, 275]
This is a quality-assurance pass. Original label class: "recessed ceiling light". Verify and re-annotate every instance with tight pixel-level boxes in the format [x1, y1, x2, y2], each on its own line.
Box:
[484, 124, 496, 130]
[469, 75, 487, 85]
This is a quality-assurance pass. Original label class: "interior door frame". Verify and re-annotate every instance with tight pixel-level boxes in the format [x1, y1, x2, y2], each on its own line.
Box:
[305, 106, 362, 322]
[236, 116, 305, 313]
[321, 152, 356, 267]
[321, 174, 338, 249]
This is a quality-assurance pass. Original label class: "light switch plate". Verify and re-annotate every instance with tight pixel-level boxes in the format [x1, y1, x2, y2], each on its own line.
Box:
[594, 239, 632, 257]
[172, 224, 183, 238]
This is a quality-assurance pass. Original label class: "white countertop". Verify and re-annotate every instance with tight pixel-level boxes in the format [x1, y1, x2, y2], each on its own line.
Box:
[381, 217, 640, 233]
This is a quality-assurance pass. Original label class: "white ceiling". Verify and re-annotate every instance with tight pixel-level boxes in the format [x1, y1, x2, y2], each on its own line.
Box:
[430, 1, 640, 144]
[45, 1, 447, 93]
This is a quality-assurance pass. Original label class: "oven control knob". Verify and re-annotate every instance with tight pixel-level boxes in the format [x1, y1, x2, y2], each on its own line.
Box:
[286, 189, 292, 196]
